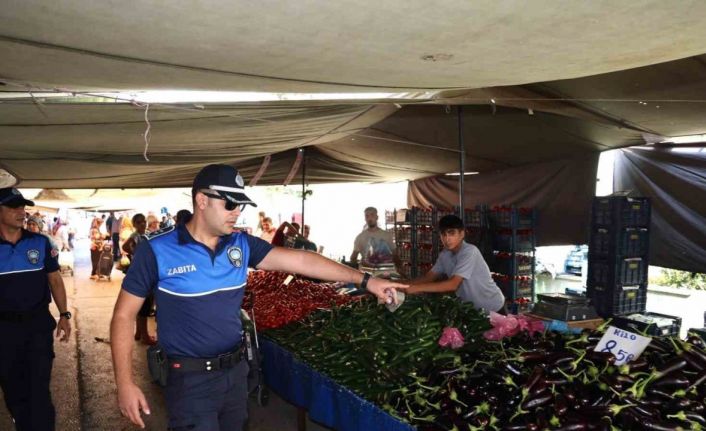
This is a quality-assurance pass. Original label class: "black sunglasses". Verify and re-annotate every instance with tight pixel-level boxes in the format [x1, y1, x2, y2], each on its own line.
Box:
[201, 192, 247, 212]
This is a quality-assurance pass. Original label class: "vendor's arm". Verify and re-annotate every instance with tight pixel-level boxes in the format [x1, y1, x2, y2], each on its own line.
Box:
[409, 270, 442, 286]
[407, 274, 464, 295]
[258, 247, 406, 303]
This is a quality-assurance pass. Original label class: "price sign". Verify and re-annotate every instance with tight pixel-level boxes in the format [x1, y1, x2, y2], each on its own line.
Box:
[594, 326, 652, 365]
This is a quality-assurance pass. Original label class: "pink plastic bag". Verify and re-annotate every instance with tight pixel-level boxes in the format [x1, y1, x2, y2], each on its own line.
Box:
[483, 312, 545, 341]
[438, 327, 465, 349]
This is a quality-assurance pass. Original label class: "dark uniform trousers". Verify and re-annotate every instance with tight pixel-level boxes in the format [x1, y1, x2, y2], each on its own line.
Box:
[165, 360, 249, 431]
[0, 311, 56, 431]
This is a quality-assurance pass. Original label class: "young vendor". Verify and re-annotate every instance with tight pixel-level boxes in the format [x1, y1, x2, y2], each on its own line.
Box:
[407, 214, 505, 313]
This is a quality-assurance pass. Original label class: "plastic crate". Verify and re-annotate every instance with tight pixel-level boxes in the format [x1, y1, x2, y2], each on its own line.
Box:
[465, 209, 485, 227]
[490, 252, 534, 276]
[417, 244, 434, 264]
[493, 229, 535, 252]
[436, 207, 456, 221]
[613, 312, 682, 337]
[588, 256, 647, 286]
[396, 227, 411, 243]
[466, 227, 484, 246]
[490, 206, 535, 229]
[592, 196, 651, 227]
[590, 227, 649, 257]
[493, 274, 533, 299]
[415, 207, 433, 225]
[396, 242, 412, 261]
[417, 226, 433, 244]
[586, 284, 646, 317]
[688, 328, 706, 342]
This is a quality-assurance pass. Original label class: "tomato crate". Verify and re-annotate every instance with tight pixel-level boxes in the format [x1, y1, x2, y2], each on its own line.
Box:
[493, 274, 533, 300]
[464, 208, 486, 227]
[415, 207, 433, 225]
[588, 256, 647, 286]
[590, 227, 649, 258]
[490, 206, 536, 229]
[586, 284, 646, 317]
[493, 229, 535, 252]
[592, 196, 650, 227]
[613, 312, 682, 337]
[396, 227, 411, 243]
[417, 244, 434, 264]
[396, 242, 412, 261]
[417, 226, 433, 244]
[490, 252, 534, 277]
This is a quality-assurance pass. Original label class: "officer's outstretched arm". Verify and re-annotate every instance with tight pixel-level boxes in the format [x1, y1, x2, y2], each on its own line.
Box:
[110, 290, 151, 428]
[257, 247, 407, 304]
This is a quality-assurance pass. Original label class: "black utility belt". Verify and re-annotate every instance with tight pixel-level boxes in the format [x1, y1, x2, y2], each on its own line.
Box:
[0, 308, 47, 323]
[168, 345, 245, 373]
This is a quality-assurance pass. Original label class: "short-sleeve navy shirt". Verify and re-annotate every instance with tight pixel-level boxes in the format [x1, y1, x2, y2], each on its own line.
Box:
[0, 230, 60, 312]
[122, 223, 273, 358]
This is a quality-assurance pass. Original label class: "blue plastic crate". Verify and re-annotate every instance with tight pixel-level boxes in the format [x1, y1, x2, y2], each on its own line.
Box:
[590, 227, 649, 257]
[587, 284, 647, 317]
[588, 256, 647, 286]
[592, 196, 650, 227]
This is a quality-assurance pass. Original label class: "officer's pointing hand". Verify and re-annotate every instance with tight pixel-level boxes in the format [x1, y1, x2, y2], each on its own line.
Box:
[118, 382, 151, 429]
[366, 277, 408, 305]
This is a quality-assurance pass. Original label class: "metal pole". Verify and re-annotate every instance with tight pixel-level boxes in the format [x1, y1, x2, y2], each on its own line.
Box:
[458, 106, 465, 224]
[301, 148, 306, 229]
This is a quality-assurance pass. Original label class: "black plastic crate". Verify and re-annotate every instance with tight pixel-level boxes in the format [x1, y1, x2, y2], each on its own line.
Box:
[490, 206, 535, 229]
[490, 252, 534, 276]
[414, 207, 433, 225]
[396, 242, 412, 261]
[493, 229, 535, 252]
[588, 256, 647, 286]
[587, 284, 646, 317]
[417, 226, 433, 244]
[396, 227, 411, 242]
[592, 196, 651, 227]
[417, 244, 434, 264]
[688, 328, 706, 342]
[590, 227, 649, 257]
[493, 274, 533, 300]
[613, 312, 682, 337]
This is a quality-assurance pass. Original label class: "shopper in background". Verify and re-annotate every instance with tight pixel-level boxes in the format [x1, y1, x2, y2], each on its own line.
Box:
[110, 213, 123, 261]
[0, 187, 71, 431]
[259, 216, 276, 243]
[121, 213, 156, 346]
[110, 164, 406, 431]
[146, 215, 160, 233]
[175, 209, 192, 225]
[350, 207, 398, 268]
[89, 218, 105, 280]
[293, 224, 317, 252]
[406, 215, 505, 313]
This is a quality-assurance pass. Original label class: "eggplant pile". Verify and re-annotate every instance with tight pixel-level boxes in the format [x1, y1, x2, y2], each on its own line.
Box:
[391, 325, 706, 430]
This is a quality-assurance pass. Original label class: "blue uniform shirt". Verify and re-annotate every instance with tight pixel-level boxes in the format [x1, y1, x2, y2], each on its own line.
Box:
[122, 224, 273, 358]
[0, 230, 59, 312]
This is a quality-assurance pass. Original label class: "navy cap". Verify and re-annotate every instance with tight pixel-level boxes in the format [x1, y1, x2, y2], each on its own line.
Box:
[0, 187, 34, 207]
[192, 164, 256, 207]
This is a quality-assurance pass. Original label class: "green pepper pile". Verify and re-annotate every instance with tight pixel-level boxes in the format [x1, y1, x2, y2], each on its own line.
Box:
[264, 295, 491, 403]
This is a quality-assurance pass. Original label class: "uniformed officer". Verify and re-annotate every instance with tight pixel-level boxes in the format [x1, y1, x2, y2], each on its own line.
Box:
[0, 188, 71, 431]
[110, 164, 406, 430]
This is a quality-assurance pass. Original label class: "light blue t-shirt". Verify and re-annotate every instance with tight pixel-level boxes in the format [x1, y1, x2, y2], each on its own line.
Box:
[432, 242, 505, 312]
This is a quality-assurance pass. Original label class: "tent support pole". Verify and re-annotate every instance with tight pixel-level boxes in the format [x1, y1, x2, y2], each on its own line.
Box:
[301, 148, 306, 229]
[458, 106, 465, 224]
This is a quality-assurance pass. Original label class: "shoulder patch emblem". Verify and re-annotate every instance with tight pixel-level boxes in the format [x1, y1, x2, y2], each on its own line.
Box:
[227, 246, 242, 268]
[27, 249, 40, 264]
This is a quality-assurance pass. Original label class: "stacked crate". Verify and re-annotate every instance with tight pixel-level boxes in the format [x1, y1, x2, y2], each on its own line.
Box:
[587, 196, 651, 318]
[387, 207, 437, 279]
[488, 206, 537, 308]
